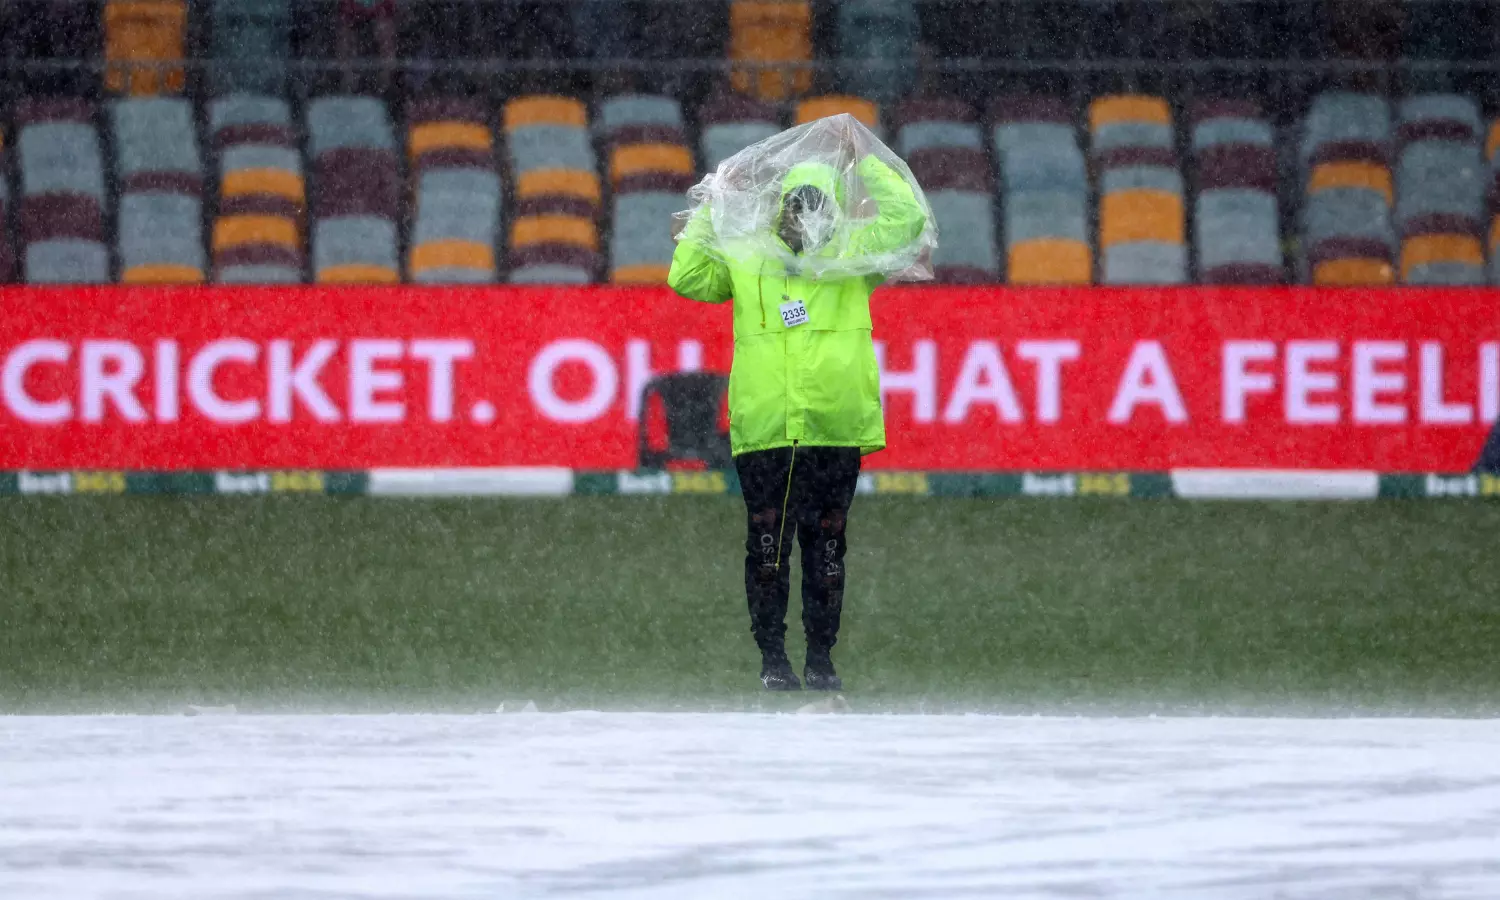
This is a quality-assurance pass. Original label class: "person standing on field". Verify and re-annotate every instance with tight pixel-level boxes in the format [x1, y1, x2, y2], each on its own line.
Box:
[667, 117, 932, 691]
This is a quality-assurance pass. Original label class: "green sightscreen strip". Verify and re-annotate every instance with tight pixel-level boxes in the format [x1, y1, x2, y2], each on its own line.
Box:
[1129, 473, 1175, 499]
[573, 473, 618, 496]
[126, 473, 217, 495]
[1380, 475, 1429, 499]
[324, 472, 368, 495]
[0, 472, 17, 496]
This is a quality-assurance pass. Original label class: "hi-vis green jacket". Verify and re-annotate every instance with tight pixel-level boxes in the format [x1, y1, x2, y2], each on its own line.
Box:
[666, 155, 928, 457]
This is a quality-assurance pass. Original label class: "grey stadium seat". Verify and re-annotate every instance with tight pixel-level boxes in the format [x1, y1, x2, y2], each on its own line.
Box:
[111, 98, 200, 178]
[1005, 191, 1088, 244]
[897, 122, 983, 157]
[511, 264, 592, 284]
[313, 216, 398, 276]
[928, 190, 998, 275]
[1301, 92, 1391, 162]
[307, 96, 395, 156]
[508, 126, 597, 174]
[599, 94, 684, 133]
[1408, 261, 1484, 286]
[209, 93, 291, 132]
[19, 123, 105, 199]
[611, 192, 684, 272]
[118, 193, 206, 274]
[26, 239, 110, 283]
[701, 122, 779, 170]
[1101, 165, 1185, 195]
[1195, 190, 1283, 274]
[1302, 188, 1397, 250]
[218, 263, 301, 283]
[1395, 141, 1484, 232]
[1103, 242, 1187, 285]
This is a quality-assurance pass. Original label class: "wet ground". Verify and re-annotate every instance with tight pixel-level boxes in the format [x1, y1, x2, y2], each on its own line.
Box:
[2, 712, 1497, 898]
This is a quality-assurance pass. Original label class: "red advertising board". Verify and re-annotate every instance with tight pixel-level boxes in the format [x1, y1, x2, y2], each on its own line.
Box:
[0, 285, 1495, 471]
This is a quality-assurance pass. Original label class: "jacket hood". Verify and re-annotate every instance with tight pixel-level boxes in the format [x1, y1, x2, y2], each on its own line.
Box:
[774, 160, 843, 254]
[779, 160, 842, 202]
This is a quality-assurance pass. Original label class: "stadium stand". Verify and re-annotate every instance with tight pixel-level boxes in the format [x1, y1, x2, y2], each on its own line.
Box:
[16, 98, 110, 284]
[7, 2, 1499, 291]
[504, 95, 600, 284]
[602, 94, 695, 284]
[837, 0, 918, 106]
[407, 97, 501, 284]
[697, 92, 781, 170]
[1190, 100, 1284, 284]
[111, 97, 205, 282]
[992, 96, 1091, 285]
[103, 0, 186, 95]
[1300, 91, 1396, 285]
[208, 0, 291, 96]
[1394, 94, 1485, 285]
[210, 93, 305, 283]
[730, 0, 812, 103]
[898, 96, 996, 283]
[1092, 94, 1187, 285]
[308, 95, 401, 283]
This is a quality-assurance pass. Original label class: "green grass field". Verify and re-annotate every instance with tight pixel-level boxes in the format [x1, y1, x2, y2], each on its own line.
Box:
[2, 497, 1498, 714]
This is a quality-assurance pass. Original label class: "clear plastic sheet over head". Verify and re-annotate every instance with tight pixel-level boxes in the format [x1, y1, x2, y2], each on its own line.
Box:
[676, 114, 938, 281]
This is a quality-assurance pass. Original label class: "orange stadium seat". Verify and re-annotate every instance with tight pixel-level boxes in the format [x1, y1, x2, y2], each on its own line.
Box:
[1099, 191, 1185, 248]
[730, 1, 812, 102]
[104, 0, 186, 95]
[1400, 233, 1484, 281]
[1308, 161, 1394, 204]
[796, 95, 880, 130]
[1313, 257, 1394, 285]
[511, 215, 599, 252]
[1007, 238, 1092, 284]
[1090, 95, 1172, 130]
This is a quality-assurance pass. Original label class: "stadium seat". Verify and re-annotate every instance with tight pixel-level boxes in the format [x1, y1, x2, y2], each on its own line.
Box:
[210, 93, 305, 283]
[697, 92, 780, 171]
[16, 99, 110, 284]
[991, 96, 1090, 284]
[1191, 100, 1283, 284]
[1395, 94, 1484, 285]
[837, 0, 917, 105]
[1299, 92, 1395, 285]
[730, 0, 812, 102]
[209, 0, 291, 95]
[111, 98, 205, 282]
[104, 0, 186, 95]
[611, 192, 682, 284]
[308, 95, 400, 283]
[796, 96, 880, 133]
[1092, 94, 1186, 284]
[504, 95, 601, 283]
[407, 97, 500, 284]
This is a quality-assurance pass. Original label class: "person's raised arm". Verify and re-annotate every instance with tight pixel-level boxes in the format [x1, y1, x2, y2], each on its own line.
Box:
[848, 154, 928, 259]
[667, 205, 733, 303]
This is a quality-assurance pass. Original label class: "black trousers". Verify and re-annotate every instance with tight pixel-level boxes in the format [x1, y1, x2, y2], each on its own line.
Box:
[735, 445, 862, 655]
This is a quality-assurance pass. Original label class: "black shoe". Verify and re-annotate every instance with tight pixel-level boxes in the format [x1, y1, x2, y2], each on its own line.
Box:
[760, 650, 802, 691]
[804, 647, 842, 691]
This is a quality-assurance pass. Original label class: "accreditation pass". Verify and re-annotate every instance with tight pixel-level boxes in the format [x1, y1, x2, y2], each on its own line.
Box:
[779, 297, 809, 328]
